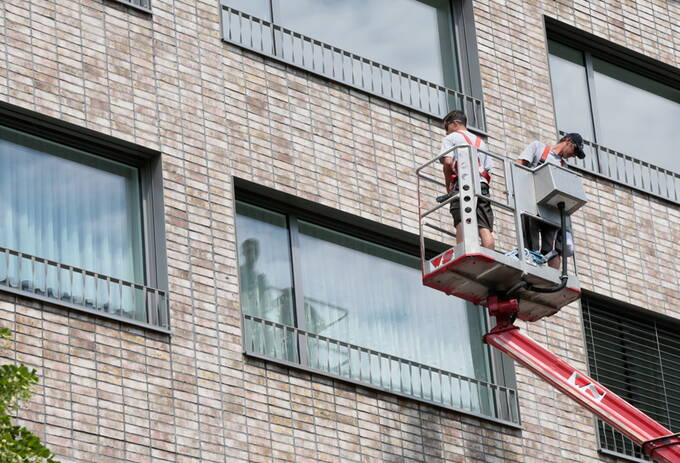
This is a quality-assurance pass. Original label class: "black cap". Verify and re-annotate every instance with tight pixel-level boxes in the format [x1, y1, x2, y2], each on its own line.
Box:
[564, 133, 586, 159]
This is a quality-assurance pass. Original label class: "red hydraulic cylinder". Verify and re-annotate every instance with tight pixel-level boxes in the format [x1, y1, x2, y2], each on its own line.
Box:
[484, 325, 680, 463]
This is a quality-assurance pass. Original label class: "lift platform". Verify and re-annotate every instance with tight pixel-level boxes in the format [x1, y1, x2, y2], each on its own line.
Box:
[422, 245, 580, 321]
[416, 143, 586, 321]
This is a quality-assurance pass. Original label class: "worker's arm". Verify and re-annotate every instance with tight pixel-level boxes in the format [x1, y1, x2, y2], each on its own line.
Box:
[442, 157, 454, 191]
[518, 141, 540, 167]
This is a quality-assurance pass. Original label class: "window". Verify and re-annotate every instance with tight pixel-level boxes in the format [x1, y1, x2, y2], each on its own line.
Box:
[0, 104, 168, 331]
[582, 294, 680, 461]
[220, 0, 486, 130]
[547, 33, 680, 203]
[235, 195, 519, 424]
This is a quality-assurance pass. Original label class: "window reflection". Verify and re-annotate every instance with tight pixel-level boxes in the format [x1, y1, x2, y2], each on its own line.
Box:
[548, 40, 680, 174]
[235, 202, 297, 360]
[220, 0, 271, 21]
[297, 220, 490, 381]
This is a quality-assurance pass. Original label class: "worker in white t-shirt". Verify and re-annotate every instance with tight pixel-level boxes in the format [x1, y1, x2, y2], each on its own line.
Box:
[440, 110, 494, 250]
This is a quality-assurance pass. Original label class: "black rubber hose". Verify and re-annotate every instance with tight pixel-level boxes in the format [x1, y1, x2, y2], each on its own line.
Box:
[523, 202, 569, 294]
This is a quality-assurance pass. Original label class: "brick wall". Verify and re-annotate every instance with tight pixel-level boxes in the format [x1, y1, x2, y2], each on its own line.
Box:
[0, 0, 678, 461]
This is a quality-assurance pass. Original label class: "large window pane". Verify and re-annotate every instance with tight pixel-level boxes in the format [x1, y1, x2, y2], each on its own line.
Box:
[297, 221, 491, 411]
[593, 58, 680, 172]
[234, 201, 506, 416]
[235, 202, 297, 360]
[548, 41, 595, 141]
[0, 126, 145, 320]
[273, 0, 458, 88]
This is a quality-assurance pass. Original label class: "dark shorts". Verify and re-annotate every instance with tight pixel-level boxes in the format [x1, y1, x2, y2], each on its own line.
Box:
[450, 183, 494, 231]
[523, 216, 572, 256]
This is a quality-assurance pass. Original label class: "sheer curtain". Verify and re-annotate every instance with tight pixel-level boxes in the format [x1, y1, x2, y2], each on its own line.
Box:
[0, 126, 144, 320]
[297, 221, 492, 411]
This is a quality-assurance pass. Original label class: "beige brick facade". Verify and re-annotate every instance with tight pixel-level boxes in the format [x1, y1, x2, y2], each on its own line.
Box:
[0, 0, 678, 461]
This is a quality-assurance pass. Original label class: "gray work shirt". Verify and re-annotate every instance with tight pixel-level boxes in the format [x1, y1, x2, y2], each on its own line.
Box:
[519, 141, 566, 168]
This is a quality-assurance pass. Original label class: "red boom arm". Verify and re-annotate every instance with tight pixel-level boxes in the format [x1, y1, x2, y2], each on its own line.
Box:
[484, 323, 680, 462]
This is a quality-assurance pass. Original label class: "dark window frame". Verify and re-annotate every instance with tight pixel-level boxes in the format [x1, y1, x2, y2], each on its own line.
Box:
[107, 0, 152, 14]
[581, 291, 680, 462]
[234, 177, 519, 426]
[0, 101, 169, 333]
[545, 17, 680, 204]
[220, 0, 487, 133]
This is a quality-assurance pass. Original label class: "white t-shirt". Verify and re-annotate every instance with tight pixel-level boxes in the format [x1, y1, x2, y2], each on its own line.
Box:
[440, 130, 491, 186]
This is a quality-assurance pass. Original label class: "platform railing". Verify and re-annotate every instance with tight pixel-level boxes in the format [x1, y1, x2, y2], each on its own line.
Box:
[243, 313, 520, 425]
[415, 144, 583, 279]
[0, 246, 169, 331]
[220, 4, 486, 132]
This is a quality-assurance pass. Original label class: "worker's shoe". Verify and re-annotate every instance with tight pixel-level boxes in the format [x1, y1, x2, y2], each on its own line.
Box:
[504, 248, 544, 266]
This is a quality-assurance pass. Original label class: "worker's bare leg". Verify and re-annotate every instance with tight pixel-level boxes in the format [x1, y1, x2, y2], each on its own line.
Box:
[455, 223, 464, 244]
[479, 228, 494, 250]
[455, 224, 494, 250]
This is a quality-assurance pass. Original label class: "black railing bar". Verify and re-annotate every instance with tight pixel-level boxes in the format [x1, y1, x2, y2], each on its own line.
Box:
[598, 442, 652, 463]
[560, 131, 680, 180]
[504, 387, 512, 422]
[243, 314, 516, 392]
[243, 347, 522, 427]
[0, 247, 165, 295]
[0, 282, 170, 332]
[224, 8, 486, 127]
[222, 5, 479, 104]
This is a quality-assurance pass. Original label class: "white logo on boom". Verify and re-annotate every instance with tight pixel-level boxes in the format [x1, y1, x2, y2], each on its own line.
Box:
[567, 372, 607, 403]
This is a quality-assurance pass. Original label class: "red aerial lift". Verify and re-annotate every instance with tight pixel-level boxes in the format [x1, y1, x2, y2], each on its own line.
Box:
[416, 144, 680, 463]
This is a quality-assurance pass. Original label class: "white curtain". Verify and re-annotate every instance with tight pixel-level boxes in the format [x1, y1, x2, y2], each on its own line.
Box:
[298, 221, 492, 412]
[0, 127, 144, 320]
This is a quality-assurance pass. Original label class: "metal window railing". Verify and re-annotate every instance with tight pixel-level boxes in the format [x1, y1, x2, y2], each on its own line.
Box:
[0, 246, 169, 331]
[565, 133, 680, 205]
[220, 5, 487, 132]
[243, 313, 520, 425]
